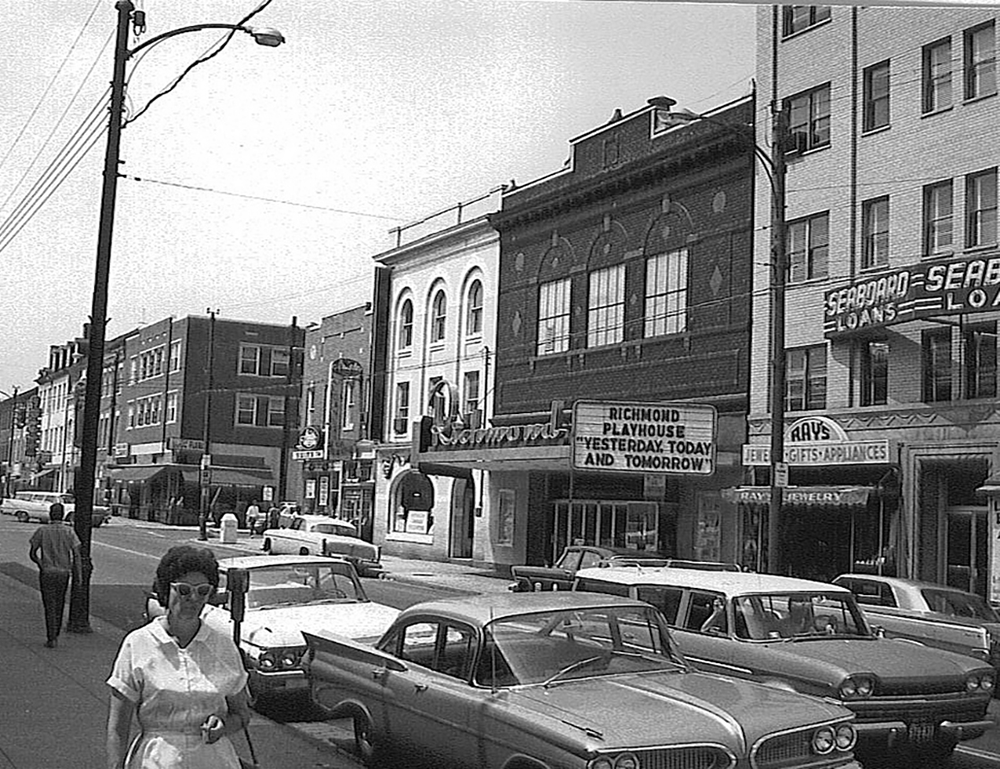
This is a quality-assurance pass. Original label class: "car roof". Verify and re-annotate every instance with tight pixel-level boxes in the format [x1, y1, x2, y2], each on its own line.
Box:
[835, 573, 979, 597]
[218, 554, 349, 570]
[577, 566, 852, 596]
[399, 591, 651, 627]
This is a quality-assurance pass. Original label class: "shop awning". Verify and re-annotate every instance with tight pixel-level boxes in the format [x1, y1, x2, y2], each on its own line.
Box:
[29, 468, 56, 482]
[207, 467, 272, 487]
[108, 465, 169, 482]
[723, 485, 872, 508]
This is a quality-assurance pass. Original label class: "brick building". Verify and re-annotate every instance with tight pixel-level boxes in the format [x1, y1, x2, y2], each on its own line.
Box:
[747, 6, 1000, 591]
[445, 96, 756, 572]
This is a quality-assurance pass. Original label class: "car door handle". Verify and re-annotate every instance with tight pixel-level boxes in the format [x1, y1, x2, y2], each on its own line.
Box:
[371, 668, 386, 680]
[413, 683, 428, 692]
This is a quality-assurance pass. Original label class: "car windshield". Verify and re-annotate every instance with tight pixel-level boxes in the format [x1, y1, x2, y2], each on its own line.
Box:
[476, 605, 685, 688]
[239, 563, 366, 608]
[312, 522, 355, 535]
[921, 588, 999, 621]
[733, 592, 869, 640]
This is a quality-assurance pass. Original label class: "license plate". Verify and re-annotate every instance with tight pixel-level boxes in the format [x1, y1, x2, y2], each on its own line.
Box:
[908, 722, 936, 743]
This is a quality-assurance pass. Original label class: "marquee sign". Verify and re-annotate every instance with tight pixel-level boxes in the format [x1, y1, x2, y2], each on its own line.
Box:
[824, 254, 1000, 339]
[742, 416, 890, 467]
[572, 400, 717, 476]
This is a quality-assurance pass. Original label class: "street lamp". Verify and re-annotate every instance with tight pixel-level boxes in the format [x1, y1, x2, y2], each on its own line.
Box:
[70, 0, 284, 632]
[653, 96, 788, 575]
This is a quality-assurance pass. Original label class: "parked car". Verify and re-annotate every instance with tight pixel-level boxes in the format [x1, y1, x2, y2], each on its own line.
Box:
[573, 565, 994, 764]
[305, 592, 861, 769]
[262, 513, 382, 576]
[1, 490, 109, 527]
[509, 544, 736, 592]
[833, 573, 1000, 670]
[145, 554, 399, 705]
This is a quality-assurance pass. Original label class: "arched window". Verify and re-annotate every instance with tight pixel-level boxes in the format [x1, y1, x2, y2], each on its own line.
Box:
[431, 291, 447, 343]
[466, 280, 483, 336]
[398, 299, 414, 351]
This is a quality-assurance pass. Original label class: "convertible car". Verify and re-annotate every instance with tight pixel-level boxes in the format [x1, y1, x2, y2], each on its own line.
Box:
[305, 592, 861, 769]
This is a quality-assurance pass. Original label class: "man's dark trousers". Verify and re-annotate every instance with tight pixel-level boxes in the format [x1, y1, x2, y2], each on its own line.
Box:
[39, 570, 71, 643]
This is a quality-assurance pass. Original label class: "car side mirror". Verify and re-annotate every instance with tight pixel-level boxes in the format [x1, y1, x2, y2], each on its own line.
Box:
[873, 625, 886, 639]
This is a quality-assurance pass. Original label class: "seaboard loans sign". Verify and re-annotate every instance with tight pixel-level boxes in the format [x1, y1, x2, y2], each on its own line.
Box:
[572, 400, 717, 476]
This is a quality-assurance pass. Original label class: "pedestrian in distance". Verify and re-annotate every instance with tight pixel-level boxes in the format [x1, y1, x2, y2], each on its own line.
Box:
[245, 499, 260, 537]
[28, 501, 81, 648]
[106, 545, 251, 769]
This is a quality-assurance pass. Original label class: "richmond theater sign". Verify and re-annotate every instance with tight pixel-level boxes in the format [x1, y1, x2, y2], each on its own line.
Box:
[825, 254, 1000, 338]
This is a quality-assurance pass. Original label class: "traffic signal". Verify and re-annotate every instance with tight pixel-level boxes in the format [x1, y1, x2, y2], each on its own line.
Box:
[24, 399, 41, 457]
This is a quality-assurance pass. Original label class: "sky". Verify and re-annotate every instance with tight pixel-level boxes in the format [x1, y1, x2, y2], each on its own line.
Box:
[0, 0, 758, 393]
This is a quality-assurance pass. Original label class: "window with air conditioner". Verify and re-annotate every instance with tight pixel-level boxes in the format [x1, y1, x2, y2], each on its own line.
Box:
[786, 84, 831, 153]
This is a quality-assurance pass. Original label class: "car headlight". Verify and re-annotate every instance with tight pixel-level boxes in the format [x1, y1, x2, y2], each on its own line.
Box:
[838, 675, 874, 700]
[967, 673, 994, 692]
[614, 754, 639, 769]
[257, 647, 305, 671]
[835, 723, 857, 752]
[811, 726, 835, 754]
[588, 758, 614, 769]
[982, 674, 995, 692]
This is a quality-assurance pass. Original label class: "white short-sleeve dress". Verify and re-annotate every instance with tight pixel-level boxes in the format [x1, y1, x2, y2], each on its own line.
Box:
[107, 615, 248, 769]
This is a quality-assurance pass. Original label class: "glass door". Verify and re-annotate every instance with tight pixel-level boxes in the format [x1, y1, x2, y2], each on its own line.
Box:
[945, 505, 988, 597]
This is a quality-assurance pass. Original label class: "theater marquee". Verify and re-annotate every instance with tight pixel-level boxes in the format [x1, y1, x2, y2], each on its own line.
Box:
[824, 254, 1000, 339]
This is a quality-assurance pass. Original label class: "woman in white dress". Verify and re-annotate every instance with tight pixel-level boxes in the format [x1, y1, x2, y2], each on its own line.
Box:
[106, 546, 251, 769]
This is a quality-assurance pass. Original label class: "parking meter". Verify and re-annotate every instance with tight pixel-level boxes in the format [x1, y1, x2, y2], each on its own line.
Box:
[227, 567, 250, 648]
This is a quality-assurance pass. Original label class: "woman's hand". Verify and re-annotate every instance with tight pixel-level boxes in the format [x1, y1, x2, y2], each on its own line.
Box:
[200, 714, 226, 744]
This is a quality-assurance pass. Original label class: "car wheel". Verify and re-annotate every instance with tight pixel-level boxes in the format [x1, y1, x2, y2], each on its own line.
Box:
[15, 510, 28, 523]
[353, 713, 379, 766]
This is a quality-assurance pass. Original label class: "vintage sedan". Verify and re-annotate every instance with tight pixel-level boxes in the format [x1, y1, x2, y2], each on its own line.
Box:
[1, 490, 109, 526]
[262, 513, 382, 576]
[306, 592, 862, 769]
[145, 554, 399, 705]
[834, 573, 1000, 670]
[574, 566, 995, 764]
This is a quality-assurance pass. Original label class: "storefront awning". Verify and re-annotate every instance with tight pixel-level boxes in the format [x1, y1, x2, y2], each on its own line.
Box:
[207, 467, 272, 487]
[723, 485, 872, 509]
[108, 465, 169, 482]
[29, 467, 56, 482]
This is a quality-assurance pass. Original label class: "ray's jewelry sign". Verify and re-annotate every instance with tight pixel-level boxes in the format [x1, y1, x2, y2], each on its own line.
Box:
[825, 254, 1000, 338]
[572, 400, 716, 475]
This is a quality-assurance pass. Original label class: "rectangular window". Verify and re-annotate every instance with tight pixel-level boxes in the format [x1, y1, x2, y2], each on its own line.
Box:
[965, 22, 996, 100]
[786, 346, 827, 411]
[861, 197, 890, 269]
[787, 84, 831, 152]
[587, 264, 625, 347]
[166, 392, 178, 423]
[863, 60, 890, 131]
[169, 340, 181, 372]
[237, 395, 257, 425]
[788, 212, 829, 282]
[271, 348, 290, 378]
[782, 5, 830, 37]
[341, 380, 356, 430]
[965, 322, 997, 399]
[129, 356, 137, 385]
[267, 397, 285, 427]
[537, 278, 571, 355]
[923, 329, 952, 402]
[463, 371, 481, 422]
[923, 38, 952, 113]
[239, 345, 261, 375]
[394, 382, 410, 434]
[967, 168, 998, 248]
[153, 348, 163, 376]
[861, 341, 889, 406]
[923, 180, 954, 255]
[645, 248, 688, 337]
[127, 404, 135, 428]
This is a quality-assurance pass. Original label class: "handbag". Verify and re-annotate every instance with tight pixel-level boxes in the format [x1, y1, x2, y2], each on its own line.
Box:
[239, 724, 260, 769]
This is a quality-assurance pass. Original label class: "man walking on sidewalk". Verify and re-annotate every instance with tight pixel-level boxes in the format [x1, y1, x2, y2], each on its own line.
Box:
[28, 502, 81, 648]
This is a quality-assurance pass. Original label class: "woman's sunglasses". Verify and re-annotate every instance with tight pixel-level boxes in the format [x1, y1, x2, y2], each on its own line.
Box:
[171, 582, 214, 599]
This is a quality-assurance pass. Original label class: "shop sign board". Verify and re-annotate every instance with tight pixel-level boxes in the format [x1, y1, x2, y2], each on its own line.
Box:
[572, 400, 717, 476]
[293, 426, 326, 461]
[742, 416, 890, 466]
[824, 254, 1000, 339]
[168, 437, 205, 452]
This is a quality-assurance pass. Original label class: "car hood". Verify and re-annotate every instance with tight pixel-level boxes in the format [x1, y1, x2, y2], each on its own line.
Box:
[757, 637, 988, 683]
[509, 670, 849, 750]
[240, 602, 400, 648]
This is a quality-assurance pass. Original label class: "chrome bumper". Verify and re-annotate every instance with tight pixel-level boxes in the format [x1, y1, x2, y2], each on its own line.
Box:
[854, 718, 993, 744]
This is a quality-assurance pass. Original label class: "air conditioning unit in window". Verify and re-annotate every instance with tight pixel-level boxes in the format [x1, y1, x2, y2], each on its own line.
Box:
[393, 417, 408, 435]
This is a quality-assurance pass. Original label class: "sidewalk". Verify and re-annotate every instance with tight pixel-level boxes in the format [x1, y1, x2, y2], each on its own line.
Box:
[0, 520, 509, 768]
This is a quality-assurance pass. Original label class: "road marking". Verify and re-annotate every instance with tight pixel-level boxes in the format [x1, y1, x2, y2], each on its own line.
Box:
[94, 541, 161, 560]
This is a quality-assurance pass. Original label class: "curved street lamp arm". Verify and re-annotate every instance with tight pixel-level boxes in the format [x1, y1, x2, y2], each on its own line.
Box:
[128, 23, 276, 59]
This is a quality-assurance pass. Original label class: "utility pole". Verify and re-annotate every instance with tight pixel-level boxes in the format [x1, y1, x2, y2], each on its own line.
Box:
[199, 309, 217, 540]
[5, 386, 19, 498]
[767, 101, 789, 575]
[68, 0, 132, 633]
[278, 316, 298, 503]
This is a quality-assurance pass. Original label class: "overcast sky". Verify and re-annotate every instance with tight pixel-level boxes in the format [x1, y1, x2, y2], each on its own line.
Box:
[0, 0, 757, 392]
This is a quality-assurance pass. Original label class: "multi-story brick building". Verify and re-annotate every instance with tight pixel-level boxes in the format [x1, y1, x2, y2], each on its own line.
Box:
[457, 96, 755, 572]
[0, 386, 39, 496]
[35, 333, 88, 493]
[297, 303, 375, 538]
[747, 6, 999, 592]
[104, 314, 303, 524]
